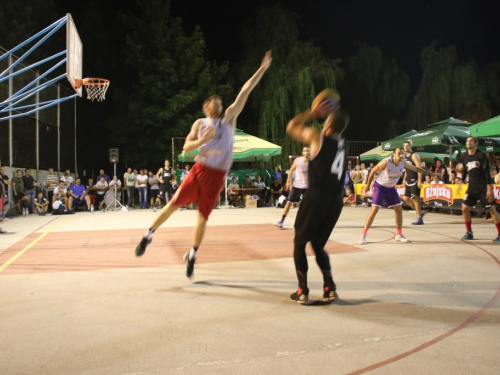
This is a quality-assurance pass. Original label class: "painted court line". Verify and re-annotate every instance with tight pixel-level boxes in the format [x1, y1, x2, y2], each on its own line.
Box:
[0, 217, 69, 274]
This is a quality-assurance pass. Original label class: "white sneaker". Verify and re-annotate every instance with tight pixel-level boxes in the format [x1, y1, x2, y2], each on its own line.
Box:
[395, 234, 410, 243]
[359, 234, 367, 244]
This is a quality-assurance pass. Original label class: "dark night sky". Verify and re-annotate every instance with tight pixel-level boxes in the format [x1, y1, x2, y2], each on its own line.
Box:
[60, 0, 499, 87]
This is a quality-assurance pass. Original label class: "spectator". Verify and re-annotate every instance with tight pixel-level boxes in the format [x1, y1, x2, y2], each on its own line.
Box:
[133, 169, 139, 208]
[13, 169, 29, 216]
[271, 166, 282, 184]
[360, 163, 369, 184]
[22, 168, 36, 214]
[350, 165, 364, 202]
[435, 159, 448, 183]
[44, 168, 59, 212]
[136, 169, 148, 209]
[227, 177, 241, 207]
[455, 153, 464, 180]
[148, 171, 159, 209]
[98, 169, 111, 183]
[109, 175, 122, 202]
[450, 171, 457, 184]
[86, 178, 96, 209]
[269, 178, 282, 206]
[430, 175, 444, 185]
[0, 165, 5, 219]
[68, 178, 92, 212]
[123, 167, 136, 209]
[64, 170, 74, 186]
[34, 191, 49, 216]
[424, 175, 432, 184]
[181, 164, 190, 182]
[61, 172, 72, 189]
[144, 168, 151, 207]
[53, 180, 69, 207]
[254, 175, 267, 207]
[242, 176, 254, 189]
[95, 176, 108, 211]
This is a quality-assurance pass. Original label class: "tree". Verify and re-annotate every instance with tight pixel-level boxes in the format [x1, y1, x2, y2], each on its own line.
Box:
[236, 4, 343, 165]
[105, 0, 233, 167]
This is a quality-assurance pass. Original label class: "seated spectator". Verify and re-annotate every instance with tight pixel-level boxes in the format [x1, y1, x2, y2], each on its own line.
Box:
[242, 176, 254, 189]
[227, 177, 241, 207]
[34, 191, 49, 216]
[53, 180, 69, 207]
[61, 172, 73, 189]
[95, 176, 109, 211]
[270, 179, 282, 206]
[449, 171, 457, 184]
[424, 175, 432, 184]
[430, 176, 444, 185]
[68, 178, 92, 212]
[109, 175, 123, 201]
[254, 176, 267, 207]
[344, 185, 355, 206]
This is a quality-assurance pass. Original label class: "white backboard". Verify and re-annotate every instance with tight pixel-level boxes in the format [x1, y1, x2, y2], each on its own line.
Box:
[66, 14, 82, 97]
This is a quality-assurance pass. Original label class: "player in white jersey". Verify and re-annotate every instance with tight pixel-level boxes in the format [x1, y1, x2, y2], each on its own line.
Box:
[276, 147, 309, 228]
[136, 51, 272, 279]
[359, 147, 436, 244]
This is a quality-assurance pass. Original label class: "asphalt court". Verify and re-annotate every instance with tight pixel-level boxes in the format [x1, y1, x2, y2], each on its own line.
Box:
[0, 206, 499, 374]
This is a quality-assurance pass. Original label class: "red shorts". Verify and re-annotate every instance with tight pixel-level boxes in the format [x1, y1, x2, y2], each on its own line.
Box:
[172, 163, 225, 220]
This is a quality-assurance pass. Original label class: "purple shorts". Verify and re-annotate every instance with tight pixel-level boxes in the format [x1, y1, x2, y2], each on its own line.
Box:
[372, 181, 401, 207]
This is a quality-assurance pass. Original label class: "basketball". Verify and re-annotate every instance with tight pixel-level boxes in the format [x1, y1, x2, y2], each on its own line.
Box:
[311, 89, 340, 111]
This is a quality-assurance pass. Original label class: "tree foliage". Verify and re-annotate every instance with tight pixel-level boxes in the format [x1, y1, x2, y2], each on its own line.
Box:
[236, 4, 343, 165]
[104, 0, 233, 167]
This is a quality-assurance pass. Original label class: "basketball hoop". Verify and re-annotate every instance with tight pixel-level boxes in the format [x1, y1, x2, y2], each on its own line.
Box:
[75, 78, 110, 102]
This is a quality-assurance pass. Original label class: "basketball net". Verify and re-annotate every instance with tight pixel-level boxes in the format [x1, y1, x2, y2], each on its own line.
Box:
[82, 78, 110, 102]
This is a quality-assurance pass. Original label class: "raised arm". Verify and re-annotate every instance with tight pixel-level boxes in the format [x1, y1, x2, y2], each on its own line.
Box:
[225, 51, 272, 126]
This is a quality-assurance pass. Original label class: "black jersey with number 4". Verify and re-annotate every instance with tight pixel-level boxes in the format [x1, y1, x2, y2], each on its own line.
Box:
[308, 134, 348, 195]
[461, 149, 492, 191]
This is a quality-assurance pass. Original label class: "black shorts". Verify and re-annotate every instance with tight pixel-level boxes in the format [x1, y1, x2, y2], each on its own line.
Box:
[158, 183, 173, 200]
[294, 188, 344, 249]
[404, 183, 420, 198]
[96, 194, 105, 203]
[288, 187, 307, 203]
[463, 190, 496, 211]
[150, 189, 159, 199]
[14, 192, 26, 202]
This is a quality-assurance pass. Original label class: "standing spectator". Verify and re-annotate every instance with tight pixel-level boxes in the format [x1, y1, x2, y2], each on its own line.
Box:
[13, 169, 29, 216]
[22, 168, 36, 214]
[435, 159, 449, 183]
[136, 169, 148, 209]
[95, 176, 108, 211]
[271, 166, 282, 184]
[360, 163, 369, 184]
[61, 172, 73, 189]
[0, 165, 10, 218]
[86, 178, 96, 209]
[34, 191, 49, 215]
[45, 168, 59, 212]
[0, 165, 4, 219]
[98, 169, 111, 183]
[156, 160, 175, 210]
[181, 164, 190, 183]
[148, 171, 159, 210]
[350, 165, 364, 202]
[64, 170, 74, 186]
[123, 167, 136, 209]
[144, 168, 151, 208]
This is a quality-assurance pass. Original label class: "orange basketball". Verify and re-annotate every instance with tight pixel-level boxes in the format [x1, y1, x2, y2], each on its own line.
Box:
[311, 89, 340, 111]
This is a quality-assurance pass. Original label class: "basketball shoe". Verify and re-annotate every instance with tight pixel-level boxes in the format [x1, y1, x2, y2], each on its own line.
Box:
[323, 285, 339, 302]
[290, 287, 309, 304]
[460, 231, 473, 240]
[135, 236, 152, 256]
[183, 252, 195, 278]
[395, 234, 410, 243]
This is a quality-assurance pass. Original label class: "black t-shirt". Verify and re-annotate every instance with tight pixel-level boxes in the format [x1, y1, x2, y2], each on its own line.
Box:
[22, 175, 35, 190]
[308, 134, 348, 195]
[161, 167, 172, 183]
[462, 149, 491, 192]
[2, 174, 9, 194]
[404, 153, 418, 183]
[270, 182, 282, 193]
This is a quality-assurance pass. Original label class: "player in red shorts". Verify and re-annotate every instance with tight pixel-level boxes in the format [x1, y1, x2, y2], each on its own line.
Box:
[135, 51, 272, 277]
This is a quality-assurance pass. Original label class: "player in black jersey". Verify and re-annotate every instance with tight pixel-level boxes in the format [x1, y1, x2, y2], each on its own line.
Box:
[460, 136, 500, 241]
[401, 141, 426, 225]
[285, 99, 349, 304]
[154, 159, 175, 211]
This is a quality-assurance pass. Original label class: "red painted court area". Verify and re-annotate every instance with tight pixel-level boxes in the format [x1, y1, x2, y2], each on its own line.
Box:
[0, 224, 364, 275]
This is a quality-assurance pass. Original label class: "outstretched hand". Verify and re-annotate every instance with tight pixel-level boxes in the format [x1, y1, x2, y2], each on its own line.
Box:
[261, 51, 272, 70]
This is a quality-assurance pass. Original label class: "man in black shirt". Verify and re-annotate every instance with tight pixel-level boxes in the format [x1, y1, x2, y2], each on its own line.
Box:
[285, 98, 349, 304]
[401, 141, 425, 225]
[460, 136, 500, 241]
[22, 168, 36, 214]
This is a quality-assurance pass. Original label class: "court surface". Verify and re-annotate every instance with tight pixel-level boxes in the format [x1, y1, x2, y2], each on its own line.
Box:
[1, 206, 499, 374]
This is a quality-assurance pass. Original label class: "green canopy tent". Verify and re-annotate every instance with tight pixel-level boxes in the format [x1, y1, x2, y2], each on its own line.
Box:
[178, 128, 282, 163]
[360, 145, 450, 163]
[178, 129, 282, 207]
[469, 115, 500, 138]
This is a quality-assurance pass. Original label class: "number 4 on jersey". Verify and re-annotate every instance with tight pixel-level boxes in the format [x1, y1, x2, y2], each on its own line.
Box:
[331, 149, 345, 180]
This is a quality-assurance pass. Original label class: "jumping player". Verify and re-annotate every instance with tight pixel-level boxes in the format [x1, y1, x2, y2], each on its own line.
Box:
[135, 51, 273, 277]
[285, 98, 349, 304]
[401, 141, 426, 225]
[460, 136, 500, 241]
[276, 147, 309, 229]
[359, 147, 436, 245]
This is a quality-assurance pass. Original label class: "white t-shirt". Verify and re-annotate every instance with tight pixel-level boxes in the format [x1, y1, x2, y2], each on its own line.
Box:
[53, 186, 67, 198]
[109, 179, 122, 188]
[136, 174, 148, 187]
[362, 169, 369, 184]
[95, 181, 108, 195]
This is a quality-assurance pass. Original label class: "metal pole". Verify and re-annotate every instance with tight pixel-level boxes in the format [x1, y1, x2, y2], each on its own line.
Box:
[74, 97, 77, 177]
[57, 84, 60, 177]
[36, 71, 39, 180]
[8, 55, 13, 169]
